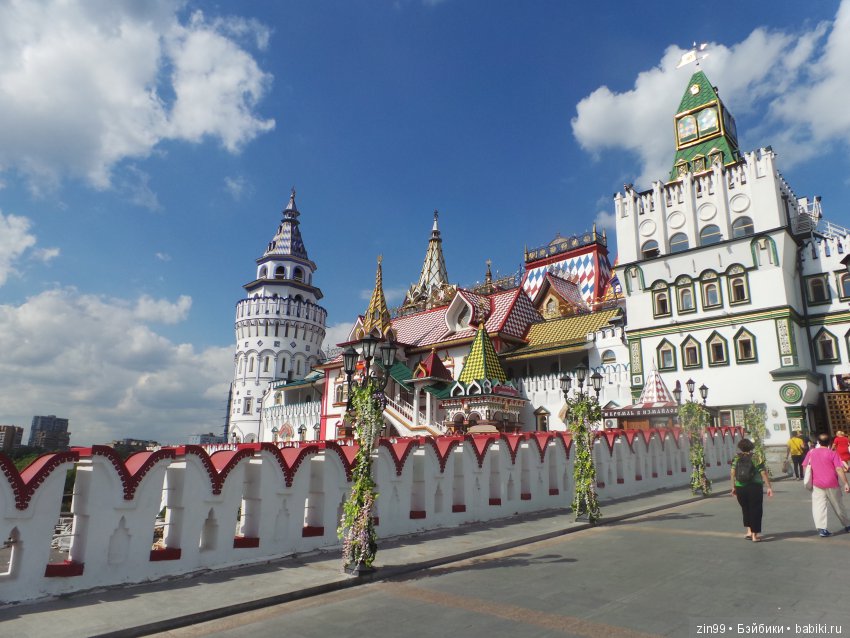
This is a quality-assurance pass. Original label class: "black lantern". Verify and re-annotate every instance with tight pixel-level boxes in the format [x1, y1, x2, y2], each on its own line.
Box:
[699, 384, 709, 404]
[379, 339, 397, 369]
[560, 374, 572, 398]
[576, 365, 588, 385]
[343, 346, 358, 376]
[686, 378, 696, 399]
[591, 371, 603, 398]
[672, 380, 682, 405]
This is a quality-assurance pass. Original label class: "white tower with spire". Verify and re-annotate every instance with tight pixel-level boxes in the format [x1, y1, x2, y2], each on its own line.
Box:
[227, 189, 327, 442]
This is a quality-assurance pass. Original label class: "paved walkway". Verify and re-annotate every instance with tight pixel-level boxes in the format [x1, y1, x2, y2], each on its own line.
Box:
[0, 479, 829, 637]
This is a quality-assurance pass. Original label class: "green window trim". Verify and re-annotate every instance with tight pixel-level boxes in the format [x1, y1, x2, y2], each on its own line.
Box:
[657, 339, 677, 372]
[814, 328, 840, 364]
[836, 271, 850, 301]
[652, 288, 672, 318]
[805, 274, 831, 306]
[733, 328, 758, 364]
[700, 279, 723, 310]
[726, 272, 751, 306]
[706, 331, 729, 367]
[680, 336, 703, 370]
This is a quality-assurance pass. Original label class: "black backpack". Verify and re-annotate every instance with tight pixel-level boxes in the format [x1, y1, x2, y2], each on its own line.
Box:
[735, 454, 756, 483]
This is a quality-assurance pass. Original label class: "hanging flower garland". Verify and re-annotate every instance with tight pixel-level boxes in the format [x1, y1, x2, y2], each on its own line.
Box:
[337, 384, 382, 571]
[679, 401, 711, 496]
[564, 394, 602, 524]
[744, 403, 770, 475]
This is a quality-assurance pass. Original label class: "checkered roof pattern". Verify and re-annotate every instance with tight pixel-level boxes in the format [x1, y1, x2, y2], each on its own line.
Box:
[458, 326, 507, 383]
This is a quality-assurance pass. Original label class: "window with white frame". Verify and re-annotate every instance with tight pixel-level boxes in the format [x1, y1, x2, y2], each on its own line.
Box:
[653, 289, 671, 317]
[807, 275, 830, 304]
[681, 337, 701, 368]
[678, 285, 695, 312]
[707, 332, 728, 366]
[701, 280, 721, 308]
[734, 329, 757, 363]
[670, 233, 689, 253]
[815, 329, 839, 363]
[657, 341, 676, 371]
[641, 240, 660, 259]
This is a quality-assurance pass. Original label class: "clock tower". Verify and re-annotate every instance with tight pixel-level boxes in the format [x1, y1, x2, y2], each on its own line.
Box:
[670, 70, 740, 179]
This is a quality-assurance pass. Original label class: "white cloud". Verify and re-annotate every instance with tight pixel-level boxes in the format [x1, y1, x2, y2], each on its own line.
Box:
[324, 321, 355, 349]
[155, 252, 171, 262]
[0, 1, 275, 192]
[224, 175, 251, 201]
[571, 6, 845, 188]
[32, 247, 60, 262]
[0, 288, 231, 445]
[134, 294, 192, 324]
[358, 287, 406, 304]
[0, 211, 37, 285]
[594, 210, 616, 231]
[119, 165, 161, 211]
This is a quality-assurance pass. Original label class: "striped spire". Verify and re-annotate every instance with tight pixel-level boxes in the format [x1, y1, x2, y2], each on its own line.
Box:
[458, 325, 507, 384]
[362, 255, 392, 336]
[404, 210, 450, 307]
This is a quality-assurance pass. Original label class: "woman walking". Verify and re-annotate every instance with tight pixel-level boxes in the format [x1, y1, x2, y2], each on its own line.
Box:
[731, 438, 773, 542]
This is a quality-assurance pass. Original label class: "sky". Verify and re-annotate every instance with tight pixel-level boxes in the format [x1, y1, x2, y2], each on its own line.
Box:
[1, 0, 849, 445]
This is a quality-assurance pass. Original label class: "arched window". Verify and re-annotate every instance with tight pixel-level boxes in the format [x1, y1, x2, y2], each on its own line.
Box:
[293, 267, 304, 282]
[729, 276, 749, 303]
[275, 266, 285, 279]
[699, 225, 722, 246]
[678, 286, 694, 312]
[248, 357, 255, 372]
[669, 233, 689, 253]
[653, 290, 670, 317]
[841, 273, 850, 300]
[731, 217, 754, 238]
[263, 357, 270, 372]
[702, 281, 721, 308]
[807, 276, 829, 304]
[641, 240, 660, 259]
[258, 266, 267, 279]
[601, 350, 616, 364]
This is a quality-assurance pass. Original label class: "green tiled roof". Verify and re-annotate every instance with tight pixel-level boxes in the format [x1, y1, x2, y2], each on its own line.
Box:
[458, 326, 507, 383]
[676, 71, 717, 112]
[670, 71, 740, 180]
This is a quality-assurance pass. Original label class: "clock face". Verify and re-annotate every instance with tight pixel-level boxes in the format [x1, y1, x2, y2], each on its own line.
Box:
[697, 107, 719, 135]
[677, 115, 697, 144]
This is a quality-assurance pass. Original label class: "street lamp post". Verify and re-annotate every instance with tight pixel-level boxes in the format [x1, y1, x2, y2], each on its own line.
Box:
[677, 377, 712, 496]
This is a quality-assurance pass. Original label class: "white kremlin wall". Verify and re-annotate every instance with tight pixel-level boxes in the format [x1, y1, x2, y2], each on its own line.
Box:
[0, 427, 740, 604]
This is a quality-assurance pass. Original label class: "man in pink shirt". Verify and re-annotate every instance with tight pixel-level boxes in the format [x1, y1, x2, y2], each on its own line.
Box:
[803, 433, 850, 537]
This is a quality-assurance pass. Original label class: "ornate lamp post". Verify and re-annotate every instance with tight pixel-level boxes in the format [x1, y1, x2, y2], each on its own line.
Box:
[560, 366, 602, 524]
[337, 334, 396, 575]
[678, 378, 711, 496]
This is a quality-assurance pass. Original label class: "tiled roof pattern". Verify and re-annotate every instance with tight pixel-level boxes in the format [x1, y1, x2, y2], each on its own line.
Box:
[524, 251, 600, 305]
[458, 326, 507, 383]
[362, 258, 392, 337]
[457, 290, 491, 326]
[676, 71, 717, 112]
[546, 273, 589, 311]
[390, 288, 528, 349]
[416, 350, 453, 381]
[499, 289, 542, 339]
[510, 308, 620, 354]
[637, 368, 676, 405]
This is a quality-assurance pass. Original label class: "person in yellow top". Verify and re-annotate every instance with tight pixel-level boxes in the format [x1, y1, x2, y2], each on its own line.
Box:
[786, 430, 808, 480]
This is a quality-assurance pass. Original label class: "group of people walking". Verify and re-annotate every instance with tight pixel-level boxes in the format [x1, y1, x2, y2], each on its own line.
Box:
[731, 431, 850, 540]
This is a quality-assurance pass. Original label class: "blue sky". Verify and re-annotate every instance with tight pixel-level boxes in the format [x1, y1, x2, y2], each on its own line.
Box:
[0, 0, 847, 444]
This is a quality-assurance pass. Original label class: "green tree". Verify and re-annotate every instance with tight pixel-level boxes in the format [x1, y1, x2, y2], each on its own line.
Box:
[564, 394, 602, 524]
[337, 384, 382, 571]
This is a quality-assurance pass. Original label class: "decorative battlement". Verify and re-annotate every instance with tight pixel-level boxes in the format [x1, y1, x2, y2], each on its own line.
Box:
[525, 229, 607, 264]
[0, 429, 740, 604]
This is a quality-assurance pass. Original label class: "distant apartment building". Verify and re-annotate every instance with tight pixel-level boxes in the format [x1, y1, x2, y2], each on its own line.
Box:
[109, 438, 159, 452]
[187, 432, 225, 445]
[0, 425, 23, 453]
[28, 415, 71, 451]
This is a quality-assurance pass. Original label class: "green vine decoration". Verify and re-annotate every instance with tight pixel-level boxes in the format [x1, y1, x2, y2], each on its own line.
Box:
[678, 401, 711, 496]
[564, 394, 602, 524]
[337, 384, 382, 570]
[744, 403, 770, 475]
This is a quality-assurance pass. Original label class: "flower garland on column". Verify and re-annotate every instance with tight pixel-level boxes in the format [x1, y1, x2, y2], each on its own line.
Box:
[337, 384, 382, 571]
[564, 394, 602, 524]
[745, 403, 770, 474]
[679, 400, 711, 496]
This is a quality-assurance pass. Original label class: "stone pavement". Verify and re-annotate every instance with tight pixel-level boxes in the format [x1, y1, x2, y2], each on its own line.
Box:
[0, 479, 821, 638]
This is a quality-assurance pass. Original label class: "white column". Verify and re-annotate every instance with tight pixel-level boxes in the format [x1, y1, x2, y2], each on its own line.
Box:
[413, 385, 420, 427]
[425, 390, 432, 425]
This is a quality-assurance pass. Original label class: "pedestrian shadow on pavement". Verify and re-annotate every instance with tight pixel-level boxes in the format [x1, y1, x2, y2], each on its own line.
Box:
[392, 552, 577, 582]
[613, 511, 713, 526]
